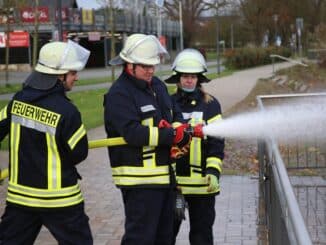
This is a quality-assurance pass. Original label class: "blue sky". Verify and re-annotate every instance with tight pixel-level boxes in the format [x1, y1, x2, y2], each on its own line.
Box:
[76, 0, 102, 9]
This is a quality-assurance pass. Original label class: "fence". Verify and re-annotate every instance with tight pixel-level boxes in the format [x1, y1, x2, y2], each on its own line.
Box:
[257, 93, 326, 245]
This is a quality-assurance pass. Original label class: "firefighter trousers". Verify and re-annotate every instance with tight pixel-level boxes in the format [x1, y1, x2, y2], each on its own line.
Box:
[173, 195, 216, 245]
[0, 203, 93, 245]
[120, 187, 175, 245]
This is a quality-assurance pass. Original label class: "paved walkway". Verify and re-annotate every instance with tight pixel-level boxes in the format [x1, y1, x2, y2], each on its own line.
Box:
[0, 62, 295, 244]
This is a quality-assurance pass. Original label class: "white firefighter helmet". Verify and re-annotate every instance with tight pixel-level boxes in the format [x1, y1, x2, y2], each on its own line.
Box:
[35, 40, 90, 75]
[172, 48, 207, 73]
[109, 33, 169, 65]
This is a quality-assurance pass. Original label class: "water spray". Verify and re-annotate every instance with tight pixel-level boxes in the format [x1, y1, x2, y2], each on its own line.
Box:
[203, 97, 326, 144]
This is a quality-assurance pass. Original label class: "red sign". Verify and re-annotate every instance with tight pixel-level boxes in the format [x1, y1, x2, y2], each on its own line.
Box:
[55, 8, 69, 21]
[9, 31, 30, 47]
[21, 7, 49, 23]
[0, 32, 7, 48]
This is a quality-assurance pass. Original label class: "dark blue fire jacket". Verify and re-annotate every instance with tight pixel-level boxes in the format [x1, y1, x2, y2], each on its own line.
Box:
[0, 82, 88, 209]
[171, 89, 225, 195]
[104, 70, 183, 188]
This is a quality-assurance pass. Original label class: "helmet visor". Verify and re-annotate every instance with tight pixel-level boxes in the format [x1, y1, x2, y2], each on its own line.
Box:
[60, 40, 90, 71]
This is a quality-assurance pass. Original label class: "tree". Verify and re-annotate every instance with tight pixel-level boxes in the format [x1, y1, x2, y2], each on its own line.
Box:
[1, 0, 26, 84]
[163, 0, 230, 47]
[238, 0, 326, 47]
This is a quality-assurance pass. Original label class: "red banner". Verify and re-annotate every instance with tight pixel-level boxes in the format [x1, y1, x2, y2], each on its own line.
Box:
[9, 31, 30, 47]
[20, 7, 49, 23]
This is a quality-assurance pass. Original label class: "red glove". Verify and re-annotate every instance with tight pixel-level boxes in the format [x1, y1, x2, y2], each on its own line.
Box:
[158, 119, 171, 129]
[193, 124, 204, 138]
[173, 124, 191, 148]
[170, 146, 185, 159]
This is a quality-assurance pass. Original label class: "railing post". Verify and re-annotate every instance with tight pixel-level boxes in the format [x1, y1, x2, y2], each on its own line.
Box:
[258, 139, 268, 245]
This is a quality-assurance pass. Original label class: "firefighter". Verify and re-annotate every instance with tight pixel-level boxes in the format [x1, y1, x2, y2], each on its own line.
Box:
[0, 40, 93, 245]
[104, 33, 191, 245]
[165, 48, 225, 245]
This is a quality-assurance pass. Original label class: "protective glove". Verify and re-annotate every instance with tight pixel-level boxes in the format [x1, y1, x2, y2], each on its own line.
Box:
[175, 190, 186, 221]
[193, 124, 204, 138]
[170, 146, 185, 159]
[206, 174, 219, 192]
[158, 119, 171, 129]
[173, 124, 192, 149]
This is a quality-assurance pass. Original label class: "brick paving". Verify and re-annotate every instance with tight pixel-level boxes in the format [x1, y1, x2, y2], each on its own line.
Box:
[0, 126, 259, 245]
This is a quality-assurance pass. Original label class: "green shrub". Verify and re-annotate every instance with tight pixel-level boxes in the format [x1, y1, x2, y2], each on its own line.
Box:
[224, 46, 291, 69]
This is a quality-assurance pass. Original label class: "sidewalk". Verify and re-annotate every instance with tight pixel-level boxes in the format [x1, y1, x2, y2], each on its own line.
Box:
[0, 62, 295, 244]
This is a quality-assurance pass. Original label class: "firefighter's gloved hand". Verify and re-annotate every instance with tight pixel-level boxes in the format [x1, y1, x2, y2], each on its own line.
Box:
[170, 146, 185, 159]
[173, 124, 191, 149]
[158, 119, 171, 129]
[175, 190, 186, 221]
[193, 124, 204, 138]
[206, 174, 219, 192]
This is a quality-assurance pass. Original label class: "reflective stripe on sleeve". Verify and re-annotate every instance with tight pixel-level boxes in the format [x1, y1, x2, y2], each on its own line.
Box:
[0, 105, 8, 121]
[207, 114, 222, 124]
[206, 157, 223, 173]
[68, 124, 86, 150]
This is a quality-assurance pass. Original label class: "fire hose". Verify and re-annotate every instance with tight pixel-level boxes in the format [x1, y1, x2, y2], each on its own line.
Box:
[0, 124, 205, 181]
[0, 137, 127, 181]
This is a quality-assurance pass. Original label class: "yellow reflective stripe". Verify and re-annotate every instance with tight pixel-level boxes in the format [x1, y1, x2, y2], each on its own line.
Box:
[8, 182, 81, 197]
[0, 105, 8, 121]
[189, 116, 202, 173]
[189, 138, 201, 172]
[207, 114, 222, 124]
[141, 118, 156, 167]
[47, 133, 61, 189]
[206, 157, 223, 173]
[10, 122, 20, 183]
[11, 100, 60, 127]
[7, 192, 83, 208]
[149, 126, 159, 146]
[113, 175, 170, 186]
[112, 165, 169, 176]
[180, 185, 220, 195]
[68, 124, 86, 150]
[177, 176, 207, 185]
[143, 152, 156, 168]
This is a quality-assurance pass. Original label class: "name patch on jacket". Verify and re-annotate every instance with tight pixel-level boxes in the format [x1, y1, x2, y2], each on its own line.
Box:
[11, 100, 61, 127]
[141, 104, 156, 113]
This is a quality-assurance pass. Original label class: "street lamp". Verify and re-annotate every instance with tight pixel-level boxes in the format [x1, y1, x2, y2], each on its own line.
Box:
[216, 2, 220, 74]
[179, 0, 183, 50]
[57, 0, 63, 41]
[273, 14, 278, 45]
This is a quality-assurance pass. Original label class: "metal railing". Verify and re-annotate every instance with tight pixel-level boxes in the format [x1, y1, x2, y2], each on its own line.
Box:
[270, 54, 308, 74]
[257, 93, 326, 245]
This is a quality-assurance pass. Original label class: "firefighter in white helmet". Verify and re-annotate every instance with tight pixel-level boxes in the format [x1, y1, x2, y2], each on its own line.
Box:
[165, 48, 225, 245]
[0, 40, 93, 244]
[105, 33, 191, 244]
